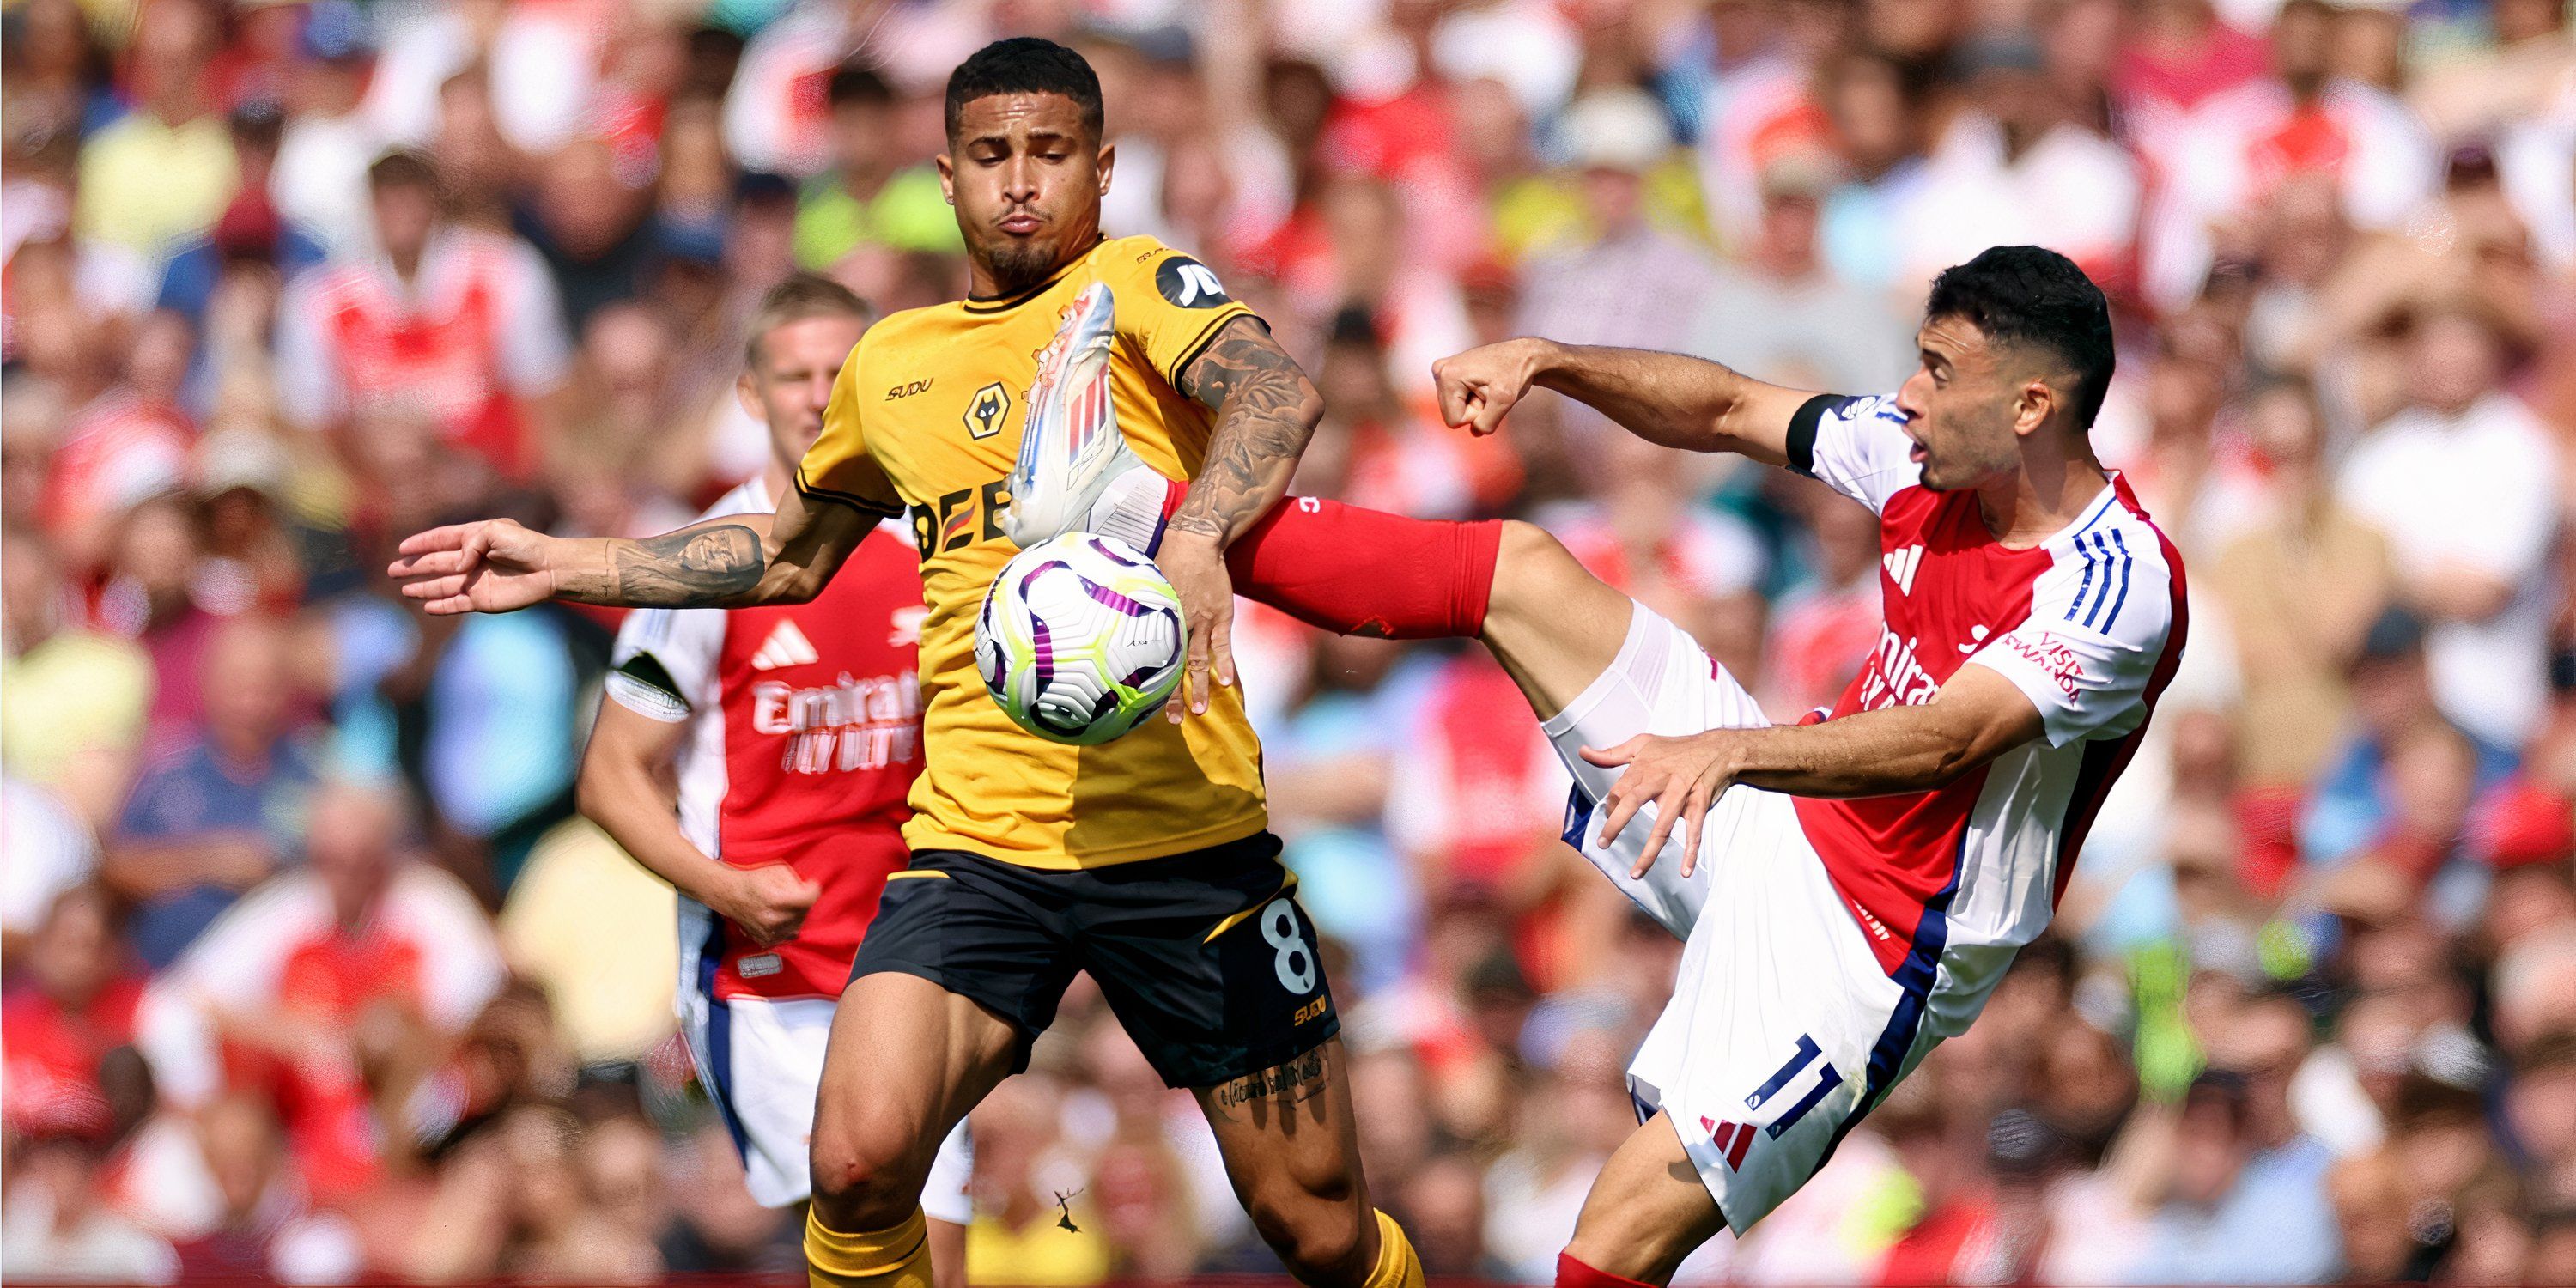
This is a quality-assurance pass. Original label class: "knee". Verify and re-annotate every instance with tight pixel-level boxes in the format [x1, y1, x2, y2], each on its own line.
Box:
[808, 1116, 931, 1230]
[1487, 519, 1578, 626]
[1244, 1189, 1372, 1285]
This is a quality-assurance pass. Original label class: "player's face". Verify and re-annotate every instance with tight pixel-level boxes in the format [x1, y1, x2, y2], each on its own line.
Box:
[938, 93, 1113, 295]
[1896, 317, 2039, 492]
[741, 314, 868, 466]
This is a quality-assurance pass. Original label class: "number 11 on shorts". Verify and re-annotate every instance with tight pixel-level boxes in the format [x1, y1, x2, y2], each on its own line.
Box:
[1747, 1032, 1841, 1139]
[1703, 1032, 1843, 1172]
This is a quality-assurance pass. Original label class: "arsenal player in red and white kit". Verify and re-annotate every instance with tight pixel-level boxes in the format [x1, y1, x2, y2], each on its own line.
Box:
[1420, 246, 2185, 1285]
[996, 245, 2180, 1287]
[574, 277, 968, 1274]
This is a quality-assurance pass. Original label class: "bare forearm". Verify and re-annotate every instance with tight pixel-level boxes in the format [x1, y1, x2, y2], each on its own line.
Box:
[1173, 320, 1325, 546]
[547, 522, 769, 608]
[1528, 342, 1788, 464]
[1716, 707, 1985, 798]
[575, 756, 738, 907]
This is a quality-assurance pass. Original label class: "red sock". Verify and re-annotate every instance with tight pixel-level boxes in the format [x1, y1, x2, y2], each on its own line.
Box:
[1557, 1251, 1656, 1288]
[1154, 483, 1499, 639]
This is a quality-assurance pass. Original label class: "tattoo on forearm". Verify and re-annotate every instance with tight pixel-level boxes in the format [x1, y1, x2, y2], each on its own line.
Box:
[607, 525, 764, 606]
[1173, 319, 1321, 542]
[1208, 1046, 1328, 1117]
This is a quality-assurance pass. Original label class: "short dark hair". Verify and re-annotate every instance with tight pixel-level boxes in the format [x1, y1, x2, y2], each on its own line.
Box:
[944, 37, 1104, 143]
[829, 62, 895, 112]
[1924, 246, 2116, 428]
[744, 274, 871, 368]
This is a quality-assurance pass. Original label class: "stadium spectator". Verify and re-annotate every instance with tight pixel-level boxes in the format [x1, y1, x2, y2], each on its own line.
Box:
[132, 778, 505, 1200]
[106, 614, 317, 967]
[274, 149, 570, 478]
[1690, 150, 1913, 394]
[73, 0, 236, 258]
[1, 533, 153, 827]
[2339, 302, 2561, 747]
[1513, 89, 1716, 454]
[793, 64, 959, 271]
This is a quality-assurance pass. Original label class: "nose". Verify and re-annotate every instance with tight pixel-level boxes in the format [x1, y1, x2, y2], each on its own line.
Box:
[1895, 370, 1929, 422]
[804, 372, 836, 415]
[1001, 156, 1041, 205]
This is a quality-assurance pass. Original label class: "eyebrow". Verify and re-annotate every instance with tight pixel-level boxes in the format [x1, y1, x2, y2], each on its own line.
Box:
[963, 126, 1080, 148]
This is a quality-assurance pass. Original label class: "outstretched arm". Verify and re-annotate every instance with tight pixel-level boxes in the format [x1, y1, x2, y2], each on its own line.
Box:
[1432, 337, 1819, 465]
[390, 471, 896, 613]
[1583, 665, 2047, 877]
[1159, 313, 1327, 718]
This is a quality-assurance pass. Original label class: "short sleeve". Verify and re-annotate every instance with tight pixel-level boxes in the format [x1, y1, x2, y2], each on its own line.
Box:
[1966, 525, 2176, 748]
[1785, 392, 1917, 514]
[1098, 239, 1258, 392]
[796, 337, 902, 516]
[606, 602, 726, 724]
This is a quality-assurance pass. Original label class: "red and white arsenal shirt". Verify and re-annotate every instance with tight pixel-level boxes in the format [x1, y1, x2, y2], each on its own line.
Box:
[273, 228, 570, 475]
[1786, 393, 2187, 1015]
[606, 477, 926, 1002]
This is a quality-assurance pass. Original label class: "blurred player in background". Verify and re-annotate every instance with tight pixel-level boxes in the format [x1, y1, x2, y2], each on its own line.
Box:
[394, 36, 1498, 1288]
[572, 276, 968, 1286]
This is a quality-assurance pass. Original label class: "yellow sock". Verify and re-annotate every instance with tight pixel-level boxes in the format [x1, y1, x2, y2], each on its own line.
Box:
[805, 1204, 933, 1288]
[1363, 1210, 1426, 1288]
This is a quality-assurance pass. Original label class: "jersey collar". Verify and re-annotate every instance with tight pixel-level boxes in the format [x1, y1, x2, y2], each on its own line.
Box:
[960, 237, 1107, 314]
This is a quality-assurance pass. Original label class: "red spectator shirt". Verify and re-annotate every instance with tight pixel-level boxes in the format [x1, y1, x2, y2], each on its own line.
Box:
[272, 228, 569, 476]
[2, 974, 144, 1138]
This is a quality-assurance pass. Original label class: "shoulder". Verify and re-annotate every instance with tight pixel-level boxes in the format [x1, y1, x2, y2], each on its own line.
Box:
[1097, 234, 1228, 294]
[855, 302, 951, 354]
[2034, 496, 2179, 642]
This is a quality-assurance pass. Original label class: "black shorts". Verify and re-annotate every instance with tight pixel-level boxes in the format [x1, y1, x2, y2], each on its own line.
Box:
[848, 832, 1339, 1090]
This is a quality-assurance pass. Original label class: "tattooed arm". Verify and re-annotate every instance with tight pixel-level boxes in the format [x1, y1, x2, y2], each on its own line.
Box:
[1157, 315, 1327, 719]
[389, 474, 894, 613]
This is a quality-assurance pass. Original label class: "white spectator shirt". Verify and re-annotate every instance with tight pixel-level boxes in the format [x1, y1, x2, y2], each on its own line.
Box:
[1789, 394, 2186, 1029]
[2139, 77, 2436, 310]
[1, 775, 95, 937]
[2338, 391, 2561, 744]
[1895, 116, 2142, 295]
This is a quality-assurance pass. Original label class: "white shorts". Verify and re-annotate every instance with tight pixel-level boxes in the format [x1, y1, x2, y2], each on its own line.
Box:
[1542, 606, 1932, 1234]
[679, 903, 974, 1222]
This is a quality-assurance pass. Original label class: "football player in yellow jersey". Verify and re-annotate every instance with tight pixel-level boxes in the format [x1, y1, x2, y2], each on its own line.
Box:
[388, 36, 1430, 1288]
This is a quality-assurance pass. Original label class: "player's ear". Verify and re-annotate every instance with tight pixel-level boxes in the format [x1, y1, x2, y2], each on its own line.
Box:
[2013, 378, 2056, 438]
[937, 151, 955, 205]
[1096, 139, 1115, 197]
[736, 369, 764, 422]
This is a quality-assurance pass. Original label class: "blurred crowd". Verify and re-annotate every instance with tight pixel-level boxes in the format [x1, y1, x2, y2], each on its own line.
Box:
[3, 0, 2575, 1282]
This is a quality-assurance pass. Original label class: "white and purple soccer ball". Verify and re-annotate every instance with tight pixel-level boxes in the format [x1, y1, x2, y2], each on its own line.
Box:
[975, 533, 1188, 745]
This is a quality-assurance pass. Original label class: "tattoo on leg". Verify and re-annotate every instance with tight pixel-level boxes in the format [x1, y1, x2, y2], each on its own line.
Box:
[613, 524, 764, 605]
[1210, 1047, 1329, 1116]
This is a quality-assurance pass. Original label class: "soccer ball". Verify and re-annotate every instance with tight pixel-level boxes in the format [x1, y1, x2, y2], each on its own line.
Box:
[975, 533, 1188, 745]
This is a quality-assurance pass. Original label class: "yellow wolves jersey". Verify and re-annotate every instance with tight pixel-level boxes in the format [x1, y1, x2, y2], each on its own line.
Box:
[798, 234, 1265, 868]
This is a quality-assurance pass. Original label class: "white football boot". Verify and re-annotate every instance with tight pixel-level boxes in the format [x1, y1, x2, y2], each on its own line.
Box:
[999, 283, 1175, 554]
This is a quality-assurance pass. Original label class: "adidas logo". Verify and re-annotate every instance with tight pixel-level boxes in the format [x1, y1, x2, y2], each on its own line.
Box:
[1882, 544, 1923, 595]
[750, 620, 820, 671]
